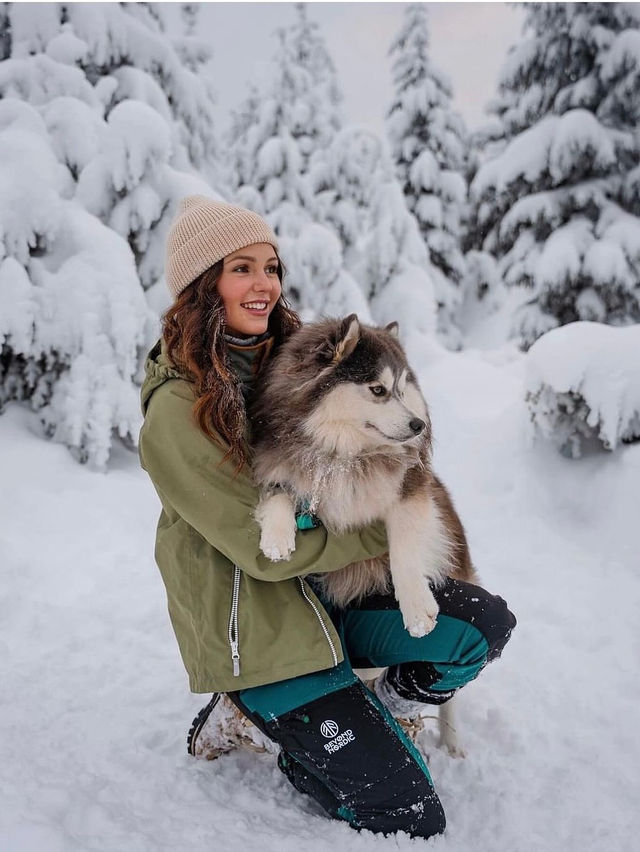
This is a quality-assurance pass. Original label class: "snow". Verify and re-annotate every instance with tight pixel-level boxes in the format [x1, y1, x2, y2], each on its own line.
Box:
[600, 29, 640, 84]
[0, 98, 69, 263]
[472, 111, 618, 199]
[534, 218, 591, 292]
[45, 24, 89, 66]
[106, 100, 171, 193]
[525, 321, 640, 455]
[0, 257, 35, 353]
[547, 110, 616, 183]
[2, 339, 640, 851]
[284, 223, 372, 321]
[42, 97, 104, 177]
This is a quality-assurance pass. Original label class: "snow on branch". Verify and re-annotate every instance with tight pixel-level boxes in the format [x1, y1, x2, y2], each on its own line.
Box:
[525, 321, 640, 457]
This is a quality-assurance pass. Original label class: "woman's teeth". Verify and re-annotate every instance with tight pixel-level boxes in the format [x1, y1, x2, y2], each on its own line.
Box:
[242, 302, 268, 310]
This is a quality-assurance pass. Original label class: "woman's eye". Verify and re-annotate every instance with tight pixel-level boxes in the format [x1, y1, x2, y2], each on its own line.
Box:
[266, 265, 278, 275]
[369, 385, 386, 397]
[233, 265, 249, 273]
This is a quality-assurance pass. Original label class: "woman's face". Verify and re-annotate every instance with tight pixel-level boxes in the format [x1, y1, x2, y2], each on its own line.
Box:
[217, 243, 282, 337]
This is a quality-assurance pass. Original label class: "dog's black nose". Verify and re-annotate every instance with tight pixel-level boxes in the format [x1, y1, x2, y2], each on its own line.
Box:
[409, 418, 425, 435]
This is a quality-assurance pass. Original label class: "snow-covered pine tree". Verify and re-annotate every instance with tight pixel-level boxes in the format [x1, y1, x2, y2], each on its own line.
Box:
[228, 3, 359, 315]
[469, 2, 640, 347]
[310, 126, 437, 341]
[283, 2, 343, 172]
[309, 127, 377, 274]
[0, 2, 219, 467]
[228, 3, 341, 217]
[0, 94, 151, 469]
[227, 83, 264, 214]
[386, 3, 468, 347]
[66, 2, 218, 296]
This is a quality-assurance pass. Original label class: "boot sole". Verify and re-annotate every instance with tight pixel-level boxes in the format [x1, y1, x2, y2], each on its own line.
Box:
[187, 693, 221, 757]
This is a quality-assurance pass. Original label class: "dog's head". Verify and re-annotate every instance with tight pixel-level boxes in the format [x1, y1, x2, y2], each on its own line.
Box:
[264, 314, 432, 456]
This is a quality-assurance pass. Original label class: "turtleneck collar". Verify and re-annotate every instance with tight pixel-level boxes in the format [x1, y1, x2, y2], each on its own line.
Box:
[223, 331, 271, 348]
[225, 334, 274, 404]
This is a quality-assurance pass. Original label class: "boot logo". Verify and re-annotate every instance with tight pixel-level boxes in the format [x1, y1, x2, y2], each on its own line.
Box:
[320, 720, 339, 738]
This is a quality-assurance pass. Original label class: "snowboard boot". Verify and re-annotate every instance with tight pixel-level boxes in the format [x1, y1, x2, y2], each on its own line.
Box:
[187, 693, 276, 760]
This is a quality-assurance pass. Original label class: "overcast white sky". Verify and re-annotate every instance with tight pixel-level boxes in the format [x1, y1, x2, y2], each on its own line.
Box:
[182, 1, 525, 134]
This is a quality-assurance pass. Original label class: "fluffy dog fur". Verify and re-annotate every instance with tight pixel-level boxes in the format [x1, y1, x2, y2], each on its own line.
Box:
[250, 314, 478, 753]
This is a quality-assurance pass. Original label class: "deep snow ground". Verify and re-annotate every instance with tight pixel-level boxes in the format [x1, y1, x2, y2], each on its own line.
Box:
[1, 346, 639, 852]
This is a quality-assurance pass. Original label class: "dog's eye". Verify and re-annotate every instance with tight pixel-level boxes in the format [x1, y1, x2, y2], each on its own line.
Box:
[369, 385, 386, 397]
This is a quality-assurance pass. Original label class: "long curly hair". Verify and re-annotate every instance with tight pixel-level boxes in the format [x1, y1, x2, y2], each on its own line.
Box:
[162, 257, 301, 470]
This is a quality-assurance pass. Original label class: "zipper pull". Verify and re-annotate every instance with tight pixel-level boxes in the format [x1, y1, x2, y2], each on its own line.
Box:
[231, 641, 240, 677]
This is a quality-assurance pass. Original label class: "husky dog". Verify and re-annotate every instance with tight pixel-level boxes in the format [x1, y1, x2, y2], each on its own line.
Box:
[251, 314, 478, 637]
[251, 315, 478, 755]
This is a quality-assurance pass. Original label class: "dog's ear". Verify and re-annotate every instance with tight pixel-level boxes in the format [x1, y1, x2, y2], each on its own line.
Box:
[385, 321, 399, 338]
[312, 315, 361, 365]
[333, 314, 360, 363]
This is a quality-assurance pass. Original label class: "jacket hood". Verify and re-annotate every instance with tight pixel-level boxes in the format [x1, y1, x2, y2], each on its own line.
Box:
[140, 340, 186, 414]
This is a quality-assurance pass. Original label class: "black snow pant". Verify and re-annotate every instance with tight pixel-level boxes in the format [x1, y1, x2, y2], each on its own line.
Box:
[229, 577, 516, 839]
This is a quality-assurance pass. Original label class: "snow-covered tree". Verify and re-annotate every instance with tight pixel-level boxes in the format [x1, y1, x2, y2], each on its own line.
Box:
[0, 96, 151, 468]
[279, 2, 342, 172]
[310, 126, 437, 338]
[288, 223, 371, 322]
[0, 2, 220, 466]
[469, 2, 640, 348]
[228, 4, 357, 314]
[229, 3, 342, 222]
[386, 3, 468, 346]
[309, 126, 376, 267]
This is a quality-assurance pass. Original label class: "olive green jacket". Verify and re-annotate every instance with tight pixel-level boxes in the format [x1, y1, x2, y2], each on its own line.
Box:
[139, 340, 388, 692]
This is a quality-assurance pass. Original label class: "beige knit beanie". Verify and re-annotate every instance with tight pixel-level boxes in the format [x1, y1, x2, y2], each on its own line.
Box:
[165, 196, 279, 299]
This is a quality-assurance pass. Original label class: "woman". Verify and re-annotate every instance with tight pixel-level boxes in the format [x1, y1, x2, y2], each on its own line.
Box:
[139, 196, 516, 839]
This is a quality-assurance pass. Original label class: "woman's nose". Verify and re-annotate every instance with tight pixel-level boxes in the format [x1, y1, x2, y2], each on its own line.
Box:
[253, 271, 273, 290]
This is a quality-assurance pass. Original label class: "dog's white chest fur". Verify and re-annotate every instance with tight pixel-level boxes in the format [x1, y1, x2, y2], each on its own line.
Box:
[296, 455, 411, 532]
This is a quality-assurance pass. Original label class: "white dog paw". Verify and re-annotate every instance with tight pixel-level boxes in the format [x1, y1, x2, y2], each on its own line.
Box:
[399, 587, 439, 637]
[259, 525, 296, 562]
[256, 492, 297, 562]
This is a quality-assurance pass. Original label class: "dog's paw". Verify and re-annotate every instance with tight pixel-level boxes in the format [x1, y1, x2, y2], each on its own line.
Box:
[405, 616, 437, 638]
[399, 586, 439, 637]
[259, 524, 296, 562]
[256, 492, 297, 561]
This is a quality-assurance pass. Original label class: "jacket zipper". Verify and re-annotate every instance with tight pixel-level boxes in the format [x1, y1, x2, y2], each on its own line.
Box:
[298, 578, 338, 667]
[228, 566, 241, 676]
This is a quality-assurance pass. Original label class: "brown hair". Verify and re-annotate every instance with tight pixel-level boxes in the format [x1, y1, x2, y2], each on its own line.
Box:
[162, 257, 301, 470]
